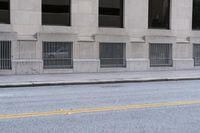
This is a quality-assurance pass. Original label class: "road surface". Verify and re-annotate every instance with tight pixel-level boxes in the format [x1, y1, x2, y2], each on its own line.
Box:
[1, 80, 200, 133]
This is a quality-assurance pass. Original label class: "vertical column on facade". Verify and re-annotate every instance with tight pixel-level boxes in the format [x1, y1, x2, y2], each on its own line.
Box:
[73, 0, 99, 72]
[11, 0, 42, 74]
[171, 0, 194, 69]
[125, 0, 149, 71]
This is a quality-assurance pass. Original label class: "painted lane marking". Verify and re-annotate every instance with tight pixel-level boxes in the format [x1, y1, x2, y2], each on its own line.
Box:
[1, 100, 200, 119]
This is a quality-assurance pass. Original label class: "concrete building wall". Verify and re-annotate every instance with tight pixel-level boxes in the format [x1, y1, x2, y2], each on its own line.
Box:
[0, 0, 199, 75]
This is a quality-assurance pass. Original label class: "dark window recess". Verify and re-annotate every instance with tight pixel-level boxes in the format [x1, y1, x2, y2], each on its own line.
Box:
[193, 0, 200, 30]
[100, 43, 126, 67]
[0, 0, 10, 24]
[193, 44, 200, 66]
[43, 42, 73, 69]
[150, 43, 173, 67]
[42, 0, 70, 26]
[0, 40, 12, 70]
[148, 0, 170, 29]
[99, 0, 123, 28]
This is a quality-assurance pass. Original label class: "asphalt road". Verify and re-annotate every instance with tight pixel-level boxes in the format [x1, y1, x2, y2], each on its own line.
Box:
[1, 80, 200, 133]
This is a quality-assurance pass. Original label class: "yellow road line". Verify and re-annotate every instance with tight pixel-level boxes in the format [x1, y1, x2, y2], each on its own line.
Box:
[1, 100, 200, 120]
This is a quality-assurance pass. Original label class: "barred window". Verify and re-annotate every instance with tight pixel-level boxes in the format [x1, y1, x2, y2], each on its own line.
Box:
[42, 0, 70, 26]
[43, 42, 73, 69]
[193, 44, 200, 66]
[193, 0, 200, 30]
[148, 0, 170, 29]
[100, 43, 126, 68]
[150, 43, 173, 67]
[0, 0, 10, 24]
[0, 40, 11, 70]
[99, 0, 123, 28]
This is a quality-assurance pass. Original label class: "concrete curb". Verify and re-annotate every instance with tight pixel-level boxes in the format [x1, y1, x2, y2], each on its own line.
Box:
[0, 77, 200, 88]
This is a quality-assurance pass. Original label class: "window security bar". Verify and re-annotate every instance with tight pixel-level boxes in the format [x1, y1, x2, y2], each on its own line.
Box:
[100, 58, 126, 67]
[193, 44, 200, 66]
[0, 40, 12, 70]
[194, 57, 200, 66]
[150, 58, 173, 67]
[150, 43, 173, 67]
[43, 42, 73, 69]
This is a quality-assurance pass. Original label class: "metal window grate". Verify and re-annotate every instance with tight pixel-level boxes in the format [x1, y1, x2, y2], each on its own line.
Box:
[150, 43, 173, 67]
[100, 43, 126, 68]
[0, 40, 12, 70]
[193, 44, 200, 66]
[43, 42, 73, 69]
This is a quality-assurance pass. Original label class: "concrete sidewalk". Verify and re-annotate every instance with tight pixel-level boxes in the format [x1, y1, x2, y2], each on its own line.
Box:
[0, 70, 200, 87]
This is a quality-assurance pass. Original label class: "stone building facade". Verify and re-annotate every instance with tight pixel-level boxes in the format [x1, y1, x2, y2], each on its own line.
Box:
[0, 0, 200, 75]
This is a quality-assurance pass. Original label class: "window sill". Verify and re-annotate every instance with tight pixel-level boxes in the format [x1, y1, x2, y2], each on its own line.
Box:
[0, 24, 13, 32]
[41, 25, 74, 34]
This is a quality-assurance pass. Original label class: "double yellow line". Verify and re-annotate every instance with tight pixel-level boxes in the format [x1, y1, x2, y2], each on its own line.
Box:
[1, 100, 200, 120]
